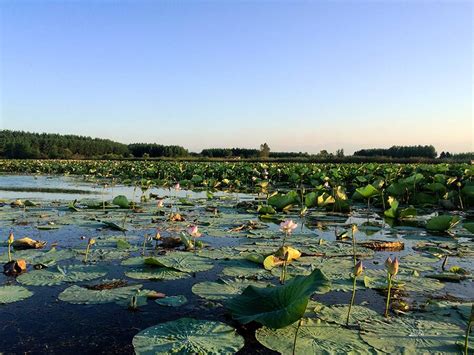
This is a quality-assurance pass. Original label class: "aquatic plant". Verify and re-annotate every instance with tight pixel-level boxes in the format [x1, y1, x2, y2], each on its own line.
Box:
[83, 238, 96, 263]
[346, 260, 363, 325]
[384, 256, 399, 317]
[7, 231, 14, 262]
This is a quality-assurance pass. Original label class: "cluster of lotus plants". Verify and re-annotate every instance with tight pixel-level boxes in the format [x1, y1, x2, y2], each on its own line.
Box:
[0, 165, 473, 354]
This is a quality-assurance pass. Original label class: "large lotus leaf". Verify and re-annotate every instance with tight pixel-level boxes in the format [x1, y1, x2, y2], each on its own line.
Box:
[125, 267, 189, 281]
[17, 265, 107, 286]
[155, 295, 187, 307]
[0, 249, 44, 263]
[0, 285, 33, 304]
[220, 259, 273, 279]
[463, 222, 474, 234]
[401, 173, 424, 186]
[196, 248, 240, 260]
[77, 249, 130, 262]
[268, 191, 299, 210]
[363, 269, 444, 294]
[112, 195, 129, 208]
[426, 215, 461, 232]
[192, 279, 270, 301]
[355, 184, 379, 199]
[132, 318, 244, 354]
[360, 316, 466, 353]
[304, 192, 318, 208]
[462, 185, 474, 198]
[425, 182, 447, 194]
[144, 252, 213, 273]
[256, 318, 373, 354]
[226, 269, 331, 328]
[314, 303, 382, 326]
[59, 283, 143, 304]
[384, 196, 399, 219]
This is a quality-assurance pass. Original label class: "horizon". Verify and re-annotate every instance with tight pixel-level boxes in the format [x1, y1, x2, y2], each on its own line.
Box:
[0, 1, 472, 154]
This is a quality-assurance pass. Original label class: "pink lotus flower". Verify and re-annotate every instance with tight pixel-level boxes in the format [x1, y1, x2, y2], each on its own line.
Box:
[280, 219, 298, 234]
[187, 225, 202, 238]
[174, 183, 180, 191]
[157, 199, 164, 208]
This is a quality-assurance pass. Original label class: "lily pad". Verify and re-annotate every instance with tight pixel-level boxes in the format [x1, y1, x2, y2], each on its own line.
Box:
[360, 315, 465, 353]
[0, 285, 33, 304]
[59, 283, 143, 305]
[132, 318, 244, 354]
[256, 318, 372, 354]
[17, 265, 107, 286]
[155, 295, 187, 307]
[144, 252, 214, 273]
[192, 279, 270, 301]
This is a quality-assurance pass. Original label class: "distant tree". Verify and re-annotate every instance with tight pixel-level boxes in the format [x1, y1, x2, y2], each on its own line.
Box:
[336, 149, 345, 158]
[259, 143, 270, 159]
[319, 150, 329, 157]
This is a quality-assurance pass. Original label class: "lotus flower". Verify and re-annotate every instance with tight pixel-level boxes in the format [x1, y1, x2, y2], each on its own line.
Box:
[174, 183, 180, 191]
[157, 199, 164, 208]
[280, 220, 298, 234]
[187, 225, 202, 238]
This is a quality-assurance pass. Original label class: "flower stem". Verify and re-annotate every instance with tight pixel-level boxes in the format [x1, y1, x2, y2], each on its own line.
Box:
[346, 275, 357, 325]
[7, 244, 12, 262]
[292, 319, 303, 355]
[465, 318, 472, 355]
[384, 273, 392, 318]
[84, 244, 90, 263]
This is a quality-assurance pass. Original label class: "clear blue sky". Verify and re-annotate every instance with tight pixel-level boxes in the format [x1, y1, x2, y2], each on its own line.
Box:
[0, 0, 472, 154]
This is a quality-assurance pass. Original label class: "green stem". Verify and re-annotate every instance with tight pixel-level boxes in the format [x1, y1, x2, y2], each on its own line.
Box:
[385, 274, 392, 318]
[465, 319, 472, 355]
[84, 244, 90, 263]
[351, 232, 357, 267]
[193, 236, 196, 255]
[7, 244, 12, 262]
[292, 319, 303, 355]
[346, 276, 357, 325]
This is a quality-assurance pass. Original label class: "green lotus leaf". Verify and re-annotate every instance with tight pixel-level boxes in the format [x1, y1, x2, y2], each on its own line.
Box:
[256, 318, 372, 354]
[0, 285, 33, 304]
[360, 315, 465, 353]
[144, 252, 213, 273]
[426, 215, 461, 232]
[355, 184, 379, 199]
[226, 269, 331, 328]
[268, 191, 299, 211]
[463, 222, 474, 234]
[112, 195, 129, 208]
[192, 279, 270, 301]
[315, 303, 382, 326]
[220, 259, 273, 279]
[58, 283, 143, 305]
[155, 295, 187, 307]
[17, 265, 107, 286]
[125, 267, 189, 281]
[132, 318, 244, 354]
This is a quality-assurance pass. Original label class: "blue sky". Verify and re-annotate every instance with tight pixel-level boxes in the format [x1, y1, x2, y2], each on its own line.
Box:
[0, 0, 472, 154]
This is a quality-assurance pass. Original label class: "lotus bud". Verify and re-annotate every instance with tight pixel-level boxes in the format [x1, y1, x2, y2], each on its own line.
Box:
[8, 232, 14, 245]
[88, 238, 96, 246]
[154, 231, 161, 240]
[386, 257, 399, 276]
[157, 199, 164, 208]
[354, 260, 363, 277]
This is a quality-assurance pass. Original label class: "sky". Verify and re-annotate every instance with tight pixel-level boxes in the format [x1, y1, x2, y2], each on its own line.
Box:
[0, 0, 472, 154]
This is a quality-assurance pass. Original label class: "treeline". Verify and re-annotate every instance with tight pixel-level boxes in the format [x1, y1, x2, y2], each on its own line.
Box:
[354, 145, 437, 159]
[128, 143, 188, 158]
[0, 130, 188, 159]
[0, 130, 130, 159]
[200, 148, 313, 159]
